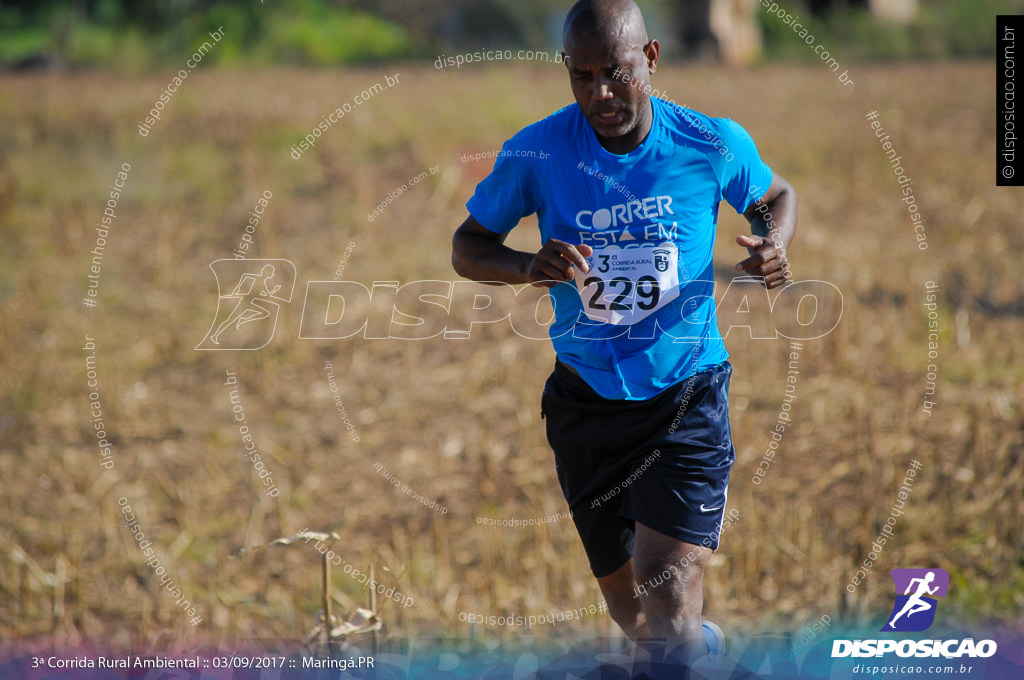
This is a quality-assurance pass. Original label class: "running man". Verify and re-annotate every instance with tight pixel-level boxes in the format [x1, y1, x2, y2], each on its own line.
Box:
[888, 572, 939, 628]
[451, 0, 797, 664]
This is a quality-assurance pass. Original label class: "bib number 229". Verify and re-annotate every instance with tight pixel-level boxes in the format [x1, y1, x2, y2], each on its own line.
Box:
[573, 243, 680, 325]
[582, 275, 660, 312]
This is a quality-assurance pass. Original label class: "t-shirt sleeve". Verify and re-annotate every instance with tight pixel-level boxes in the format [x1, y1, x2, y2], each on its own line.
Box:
[715, 118, 774, 215]
[465, 138, 542, 234]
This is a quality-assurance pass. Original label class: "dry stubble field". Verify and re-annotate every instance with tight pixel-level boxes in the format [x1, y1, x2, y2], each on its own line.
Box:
[0, 61, 1021, 650]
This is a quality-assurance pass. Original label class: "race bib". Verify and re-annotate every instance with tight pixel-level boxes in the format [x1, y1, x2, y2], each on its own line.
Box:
[574, 243, 680, 325]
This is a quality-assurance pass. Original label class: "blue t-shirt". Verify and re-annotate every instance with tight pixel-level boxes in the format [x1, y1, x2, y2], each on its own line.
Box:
[466, 97, 773, 400]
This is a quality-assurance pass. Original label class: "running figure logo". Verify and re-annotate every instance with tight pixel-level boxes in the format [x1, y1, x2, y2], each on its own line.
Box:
[881, 568, 949, 632]
[196, 259, 296, 350]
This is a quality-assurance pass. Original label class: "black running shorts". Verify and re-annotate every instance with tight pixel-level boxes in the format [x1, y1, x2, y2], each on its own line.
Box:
[541, 359, 736, 578]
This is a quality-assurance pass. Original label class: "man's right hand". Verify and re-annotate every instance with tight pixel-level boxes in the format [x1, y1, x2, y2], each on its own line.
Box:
[452, 216, 593, 287]
[528, 239, 594, 288]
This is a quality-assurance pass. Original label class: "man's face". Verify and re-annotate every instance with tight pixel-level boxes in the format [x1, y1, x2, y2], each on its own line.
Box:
[563, 34, 657, 143]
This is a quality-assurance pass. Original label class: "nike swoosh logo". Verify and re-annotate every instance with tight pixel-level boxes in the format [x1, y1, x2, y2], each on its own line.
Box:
[700, 504, 722, 512]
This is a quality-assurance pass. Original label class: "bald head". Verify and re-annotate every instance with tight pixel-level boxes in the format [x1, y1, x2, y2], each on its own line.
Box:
[563, 0, 648, 52]
[561, 0, 658, 153]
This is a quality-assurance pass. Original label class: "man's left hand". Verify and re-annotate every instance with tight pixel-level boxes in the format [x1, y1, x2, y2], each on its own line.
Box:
[734, 234, 790, 289]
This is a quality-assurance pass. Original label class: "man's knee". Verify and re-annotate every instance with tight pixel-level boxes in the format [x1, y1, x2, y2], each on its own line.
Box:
[633, 527, 712, 584]
[633, 541, 711, 591]
[596, 565, 648, 638]
[635, 559, 705, 593]
[606, 597, 644, 629]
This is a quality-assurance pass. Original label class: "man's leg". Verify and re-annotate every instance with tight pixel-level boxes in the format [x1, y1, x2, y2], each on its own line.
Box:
[596, 560, 651, 643]
[632, 522, 712, 663]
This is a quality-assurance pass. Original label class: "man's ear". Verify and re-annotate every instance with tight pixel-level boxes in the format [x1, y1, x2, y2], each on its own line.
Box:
[645, 39, 660, 73]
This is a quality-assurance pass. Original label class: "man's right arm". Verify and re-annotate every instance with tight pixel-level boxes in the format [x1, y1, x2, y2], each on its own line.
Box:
[451, 215, 592, 288]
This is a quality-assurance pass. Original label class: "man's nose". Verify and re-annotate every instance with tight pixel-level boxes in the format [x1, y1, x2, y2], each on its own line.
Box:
[592, 79, 614, 101]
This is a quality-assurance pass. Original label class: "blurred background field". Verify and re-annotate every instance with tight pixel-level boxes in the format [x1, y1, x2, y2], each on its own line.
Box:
[0, 0, 1015, 69]
[1, 0, 1022, 655]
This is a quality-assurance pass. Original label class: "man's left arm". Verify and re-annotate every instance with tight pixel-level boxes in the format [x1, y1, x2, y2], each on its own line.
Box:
[736, 172, 797, 289]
